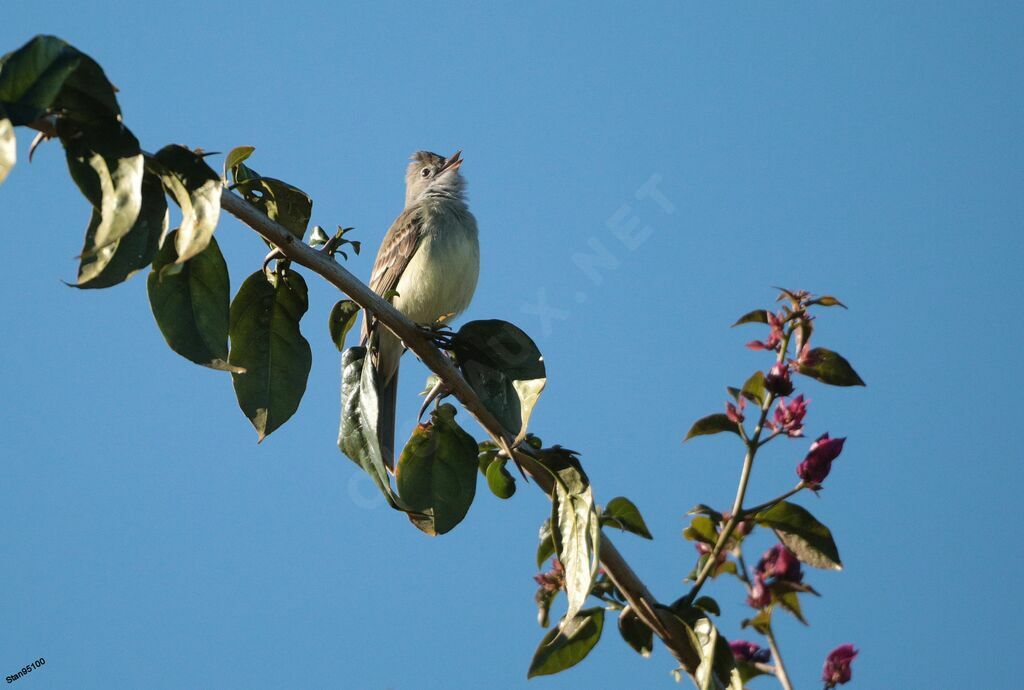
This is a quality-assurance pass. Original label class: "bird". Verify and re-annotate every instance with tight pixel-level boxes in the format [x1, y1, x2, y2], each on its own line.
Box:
[362, 150, 480, 469]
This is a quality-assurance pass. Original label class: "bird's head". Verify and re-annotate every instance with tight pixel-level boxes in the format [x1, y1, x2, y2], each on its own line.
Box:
[405, 150, 465, 204]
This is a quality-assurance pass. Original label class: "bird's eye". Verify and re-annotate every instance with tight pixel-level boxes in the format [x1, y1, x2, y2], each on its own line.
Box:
[421, 168, 431, 178]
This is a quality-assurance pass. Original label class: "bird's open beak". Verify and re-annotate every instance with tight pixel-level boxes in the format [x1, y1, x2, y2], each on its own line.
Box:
[439, 150, 463, 174]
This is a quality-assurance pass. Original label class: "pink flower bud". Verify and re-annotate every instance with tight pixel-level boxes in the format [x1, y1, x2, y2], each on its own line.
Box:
[746, 574, 771, 608]
[765, 362, 794, 396]
[772, 395, 808, 437]
[725, 400, 745, 424]
[755, 543, 803, 583]
[797, 433, 846, 486]
[822, 644, 858, 687]
[533, 558, 565, 593]
[729, 640, 770, 664]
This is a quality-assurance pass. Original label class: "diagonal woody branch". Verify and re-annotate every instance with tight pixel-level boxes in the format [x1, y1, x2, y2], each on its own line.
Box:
[219, 189, 701, 673]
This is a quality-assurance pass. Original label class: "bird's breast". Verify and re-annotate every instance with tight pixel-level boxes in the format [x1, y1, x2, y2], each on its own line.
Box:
[393, 205, 480, 326]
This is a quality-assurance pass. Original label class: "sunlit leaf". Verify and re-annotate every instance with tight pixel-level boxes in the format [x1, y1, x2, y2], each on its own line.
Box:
[328, 299, 360, 352]
[0, 115, 14, 185]
[741, 370, 766, 405]
[62, 119, 143, 255]
[396, 403, 479, 535]
[754, 501, 842, 570]
[147, 232, 236, 370]
[451, 319, 545, 443]
[683, 516, 718, 544]
[600, 496, 652, 539]
[223, 145, 254, 180]
[153, 144, 222, 263]
[228, 267, 312, 441]
[541, 447, 599, 622]
[77, 171, 166, 288]
[527, 608, 604, 678]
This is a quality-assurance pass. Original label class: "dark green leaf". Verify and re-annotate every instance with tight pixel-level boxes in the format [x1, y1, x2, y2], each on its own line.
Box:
[147, 232, 236, 370]
[153, 144, 222, 263]
[0, 35, 81, 124]
[797, 347, 865, 387]
[732, 309, 769, 327]
[600, 496, 653, 539]
[77, 171, 167, 288]
[541, 448, 599, 622]
[396, 403, 479, 535]
[754, 501, 842, 570]
[737, 660, 769, 684]
[535, 586, 556, 628]
[675, 609, 740, 690]
[233, 176, 312, 238]
[687, 504, 724, 523]
[328, 299, 360, 352]
[684, 413, 739, 441]
[50, 50, 120, 124]
[617, 607, 653, 658]
[338, 346, 403, 509]
[228, 268, 312, 441]
[527, 608, 604, 678]
[693, 596, 720, 616]
[477, 439, 499, 475]
[62, 119, 143, 255]
[485, 457, 516, 499]
[741, 371, 766, 405]
[683, 516, 718, 544]
[0, 115, 13, 185]
[536, 519, 555, 569]
[452, 319, 545, 443]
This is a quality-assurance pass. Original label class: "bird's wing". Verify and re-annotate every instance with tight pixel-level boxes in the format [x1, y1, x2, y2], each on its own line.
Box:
[361, 205, 426, 343]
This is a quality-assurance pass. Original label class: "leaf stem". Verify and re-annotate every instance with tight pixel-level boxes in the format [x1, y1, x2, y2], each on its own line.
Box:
[764, 624, 795, 690]
[742, 483, 807, 518]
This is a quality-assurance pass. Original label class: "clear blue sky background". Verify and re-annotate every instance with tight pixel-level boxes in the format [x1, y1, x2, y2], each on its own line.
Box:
[2, 2, 1021, 688]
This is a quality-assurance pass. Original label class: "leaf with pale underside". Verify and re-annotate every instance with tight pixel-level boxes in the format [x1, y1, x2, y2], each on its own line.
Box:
[0, 114, 14, 185]
[452, 320, 545, 443]
[78, 171, 166, 288]
[228, 268, 312, 441]
[153, 144, 222, 264]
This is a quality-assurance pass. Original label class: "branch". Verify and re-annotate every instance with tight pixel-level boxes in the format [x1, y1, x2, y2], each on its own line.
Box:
[218, 190, 702, 673]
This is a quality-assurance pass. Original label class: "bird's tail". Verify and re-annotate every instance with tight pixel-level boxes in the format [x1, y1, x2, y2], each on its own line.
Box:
[368, 325, 402, 472]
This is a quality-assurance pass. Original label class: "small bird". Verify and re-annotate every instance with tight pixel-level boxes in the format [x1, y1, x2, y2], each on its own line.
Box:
[362, 150, 480, 468]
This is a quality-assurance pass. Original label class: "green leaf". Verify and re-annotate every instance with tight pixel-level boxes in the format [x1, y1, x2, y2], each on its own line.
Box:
[774, 590, 807, 624]
[741, 370, 766, 405]
[732, 309, 769, 327]
[328, 299, 360, 352]
[451, 320, 545, 443]
[147, 232, 237, 370]
[153, 144, 222, 263]
[527, 608, 604, 678]
[536, 519, 555, 569]
[485, 457, 516, 499]
[228, 268, 312, 441]
[737, 660, 769, 684]
[797, 347, 866, 387]
[477, 439, 499, 475]
[683, 516, 718, 544]
[741, 609, 772, 635]
[687, 504, 724, 523]
[0, 35, 81, 125]
[50, 50, 120, 124]
[77, 171, 167, 288]
[541, 448, 599, 622]
[754, 501, 842, 570]
[0, 115, 14, 185]
[600, 496, 653, 539]
[338, 346, 403, 509]
[809, 295, 846, 308]
[223, 145, 254, 180]
[62, 119, 144, 255]
[396, 403, 479, 535]
[684, 413, 739, 441]
[617, 607, 653, 658]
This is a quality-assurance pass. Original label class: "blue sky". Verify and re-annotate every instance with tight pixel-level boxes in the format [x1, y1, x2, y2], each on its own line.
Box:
[2, 2, 1021, 688]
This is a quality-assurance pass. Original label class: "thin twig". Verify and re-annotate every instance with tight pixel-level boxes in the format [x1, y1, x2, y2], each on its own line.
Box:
[764, 624, 795, 690]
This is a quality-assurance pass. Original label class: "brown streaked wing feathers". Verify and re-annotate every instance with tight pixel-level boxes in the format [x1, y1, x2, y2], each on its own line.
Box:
[361, 206, 425, 342]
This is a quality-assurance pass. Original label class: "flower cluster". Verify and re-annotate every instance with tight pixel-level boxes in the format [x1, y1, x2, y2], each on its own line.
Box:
[729, 639, 771, 664]
[533, 558, 564, 593]
[747, 543, 803, 609]
[797, 433, 846, 487]
[822, 644, 858, 687]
